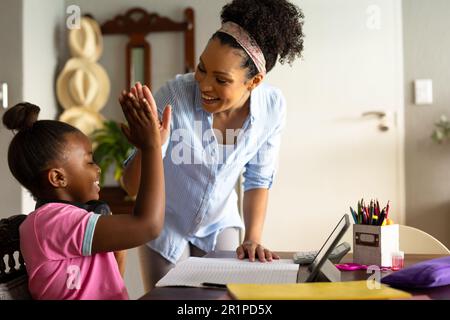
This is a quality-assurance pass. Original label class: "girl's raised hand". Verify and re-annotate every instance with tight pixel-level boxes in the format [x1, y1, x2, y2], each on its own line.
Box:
[131, 83, 172, 146]
[119, 91, 160, 151]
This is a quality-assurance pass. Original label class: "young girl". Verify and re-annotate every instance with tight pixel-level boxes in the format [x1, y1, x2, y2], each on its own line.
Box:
[2, 90, 170, 299]
[121, 0, 304, 290]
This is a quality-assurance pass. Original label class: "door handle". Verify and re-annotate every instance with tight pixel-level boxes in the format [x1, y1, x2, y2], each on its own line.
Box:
[362, 111, 389, 132]
[362, 111, 386, 118]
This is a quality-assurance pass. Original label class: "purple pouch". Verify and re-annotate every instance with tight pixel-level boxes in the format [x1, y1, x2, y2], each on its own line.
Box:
[381, 256, 450, 288]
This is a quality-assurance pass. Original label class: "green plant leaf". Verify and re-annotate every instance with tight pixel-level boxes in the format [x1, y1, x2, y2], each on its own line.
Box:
[90, 120, 133, 186]
[432, 114, 450, 144]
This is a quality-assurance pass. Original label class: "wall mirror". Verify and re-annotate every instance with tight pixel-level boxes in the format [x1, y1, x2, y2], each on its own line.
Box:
[130, 46, 145, 85]
[100, 7, 195, 90]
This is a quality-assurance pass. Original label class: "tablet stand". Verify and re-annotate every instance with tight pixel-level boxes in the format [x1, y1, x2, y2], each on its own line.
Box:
[296, 214, 349, 283]
[297, 259, 342, 283]
[313, 259, 341, 282]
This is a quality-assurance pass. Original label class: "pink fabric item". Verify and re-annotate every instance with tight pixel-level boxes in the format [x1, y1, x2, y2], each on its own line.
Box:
[336, 263, 391, 272]
[218, 21, 266, 75]
[19, 203, 128, 300]
[335, 263, 368, 271]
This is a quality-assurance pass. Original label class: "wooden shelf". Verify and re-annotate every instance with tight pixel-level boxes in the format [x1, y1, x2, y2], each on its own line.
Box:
[99, 186, 135, 215]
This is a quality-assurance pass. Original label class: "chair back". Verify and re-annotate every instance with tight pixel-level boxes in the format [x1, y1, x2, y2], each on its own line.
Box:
[399, 225, 450, 254]
[0, 214, 31, 300]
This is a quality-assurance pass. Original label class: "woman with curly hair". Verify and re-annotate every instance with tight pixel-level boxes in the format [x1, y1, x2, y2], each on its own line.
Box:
[120, 0, 305, 290]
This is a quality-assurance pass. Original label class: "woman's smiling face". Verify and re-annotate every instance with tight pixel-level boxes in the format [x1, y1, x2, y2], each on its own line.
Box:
[194, 37, 254, 114]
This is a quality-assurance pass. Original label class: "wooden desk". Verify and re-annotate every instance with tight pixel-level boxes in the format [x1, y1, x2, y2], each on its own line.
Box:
[139, 251, 450, 300]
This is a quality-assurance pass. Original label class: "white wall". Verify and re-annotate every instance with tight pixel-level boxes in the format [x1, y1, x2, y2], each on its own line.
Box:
[23, 0, 64, 120]
[21, 0, 66, 213]
[0, 0, 64, 218]
[403, 0, 450, 247]
[265, 0, 405, 251]
[0, 0, 24, 219]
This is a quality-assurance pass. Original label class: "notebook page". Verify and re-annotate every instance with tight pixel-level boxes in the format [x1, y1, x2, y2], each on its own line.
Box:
[156, 257, 298, 287]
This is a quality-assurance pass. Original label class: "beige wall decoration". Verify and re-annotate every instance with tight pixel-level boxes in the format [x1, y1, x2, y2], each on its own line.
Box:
[57, 16, 110, 136]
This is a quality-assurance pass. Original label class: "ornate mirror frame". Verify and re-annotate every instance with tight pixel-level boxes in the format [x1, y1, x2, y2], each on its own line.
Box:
[100, 7, 195, 90]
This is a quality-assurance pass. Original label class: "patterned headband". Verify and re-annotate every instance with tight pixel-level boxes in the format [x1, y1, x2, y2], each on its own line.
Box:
[218, 21, 266, 75]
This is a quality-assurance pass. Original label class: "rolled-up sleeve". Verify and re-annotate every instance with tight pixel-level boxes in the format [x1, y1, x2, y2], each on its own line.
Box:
[123, 141, 169, 167]
[243, 96, 287, 192]
[154, 81, 175, 159]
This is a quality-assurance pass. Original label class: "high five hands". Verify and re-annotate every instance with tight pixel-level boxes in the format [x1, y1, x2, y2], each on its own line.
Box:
[119, 82, 172, 147]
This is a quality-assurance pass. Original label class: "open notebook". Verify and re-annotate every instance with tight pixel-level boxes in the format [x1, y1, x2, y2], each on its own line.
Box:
[156, 215, 351, 288]
[155, 257, 298, 287]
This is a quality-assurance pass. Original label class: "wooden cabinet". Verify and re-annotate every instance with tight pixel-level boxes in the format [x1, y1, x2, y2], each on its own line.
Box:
[99, 186, 135, 215]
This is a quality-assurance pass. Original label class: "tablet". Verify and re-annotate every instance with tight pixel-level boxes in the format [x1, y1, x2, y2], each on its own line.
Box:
[297, 214, 350, 282]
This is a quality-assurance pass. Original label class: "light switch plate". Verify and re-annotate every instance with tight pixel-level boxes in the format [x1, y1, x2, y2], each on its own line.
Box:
[0, 82, 8, 109]
[414, 79, 433, 105]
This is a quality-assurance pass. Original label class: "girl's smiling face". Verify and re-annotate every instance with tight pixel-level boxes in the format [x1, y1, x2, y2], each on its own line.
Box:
[56, 132, 101, 203]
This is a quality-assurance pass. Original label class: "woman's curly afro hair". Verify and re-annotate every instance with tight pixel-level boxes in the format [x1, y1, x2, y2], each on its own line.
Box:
[213, 0, 305, 77]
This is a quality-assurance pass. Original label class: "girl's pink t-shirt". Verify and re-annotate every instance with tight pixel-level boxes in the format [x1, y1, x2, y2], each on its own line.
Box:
[20, 203, 129, 300]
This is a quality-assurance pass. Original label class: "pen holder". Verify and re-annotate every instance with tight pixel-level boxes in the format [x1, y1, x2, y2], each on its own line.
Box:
[353, 224, 399, 267]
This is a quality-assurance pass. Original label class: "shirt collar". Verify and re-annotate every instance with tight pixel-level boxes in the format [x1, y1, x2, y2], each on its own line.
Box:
[248, 85, 261, 124]
[194, 85, 204, 112]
